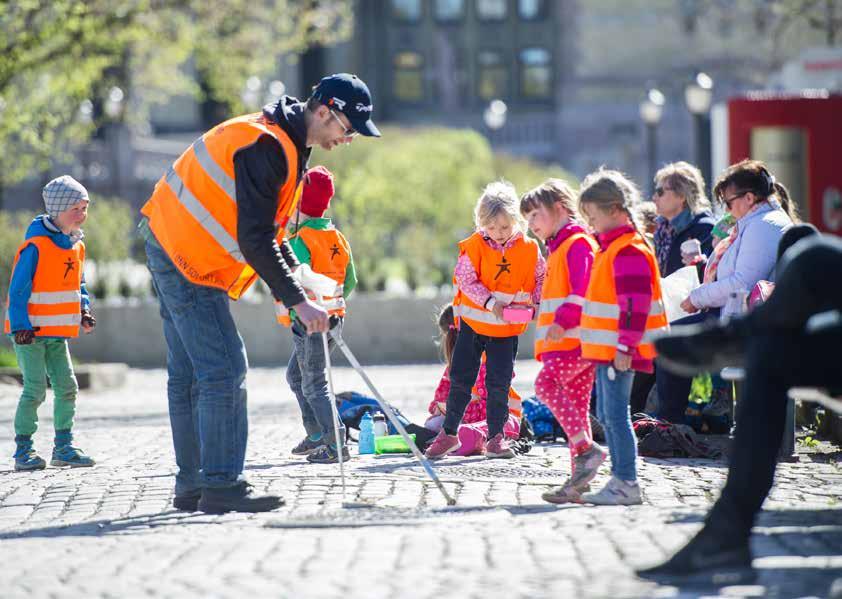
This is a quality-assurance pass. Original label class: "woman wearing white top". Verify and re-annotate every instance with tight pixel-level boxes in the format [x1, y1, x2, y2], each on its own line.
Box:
[658, 160, 795, 423]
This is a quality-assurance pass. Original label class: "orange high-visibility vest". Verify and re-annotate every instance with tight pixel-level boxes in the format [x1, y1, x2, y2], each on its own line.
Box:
[452, 232, 539, 338]
[534, 232, 598, 361]
[580, 231, 668, 361]
[4, 236, 84, 338]
[141, 112, 303, 300]
[275, 226, 351, 327]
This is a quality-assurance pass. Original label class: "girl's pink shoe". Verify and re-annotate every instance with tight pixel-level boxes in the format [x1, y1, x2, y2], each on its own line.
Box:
[425, 430, 460, 459]
[485, 433, 515, 459]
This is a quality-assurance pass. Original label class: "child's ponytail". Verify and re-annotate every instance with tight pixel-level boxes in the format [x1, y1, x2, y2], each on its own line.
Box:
[436, 304, 458, 368]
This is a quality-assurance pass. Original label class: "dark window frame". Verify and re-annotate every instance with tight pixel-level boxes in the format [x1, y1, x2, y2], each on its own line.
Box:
[518, 46, 553, 101]
[392, 50, 426, 104]
[433, 0, 466, 23]
[390, 0, 423, 23]
[475, 48, 509, 102]
[517, 0, 547, 21]
[475, 0, 508, 22]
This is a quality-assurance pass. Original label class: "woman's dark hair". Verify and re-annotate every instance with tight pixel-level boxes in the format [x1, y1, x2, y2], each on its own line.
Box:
[713, 159, 774, 201]
[437, 304, 457, 367]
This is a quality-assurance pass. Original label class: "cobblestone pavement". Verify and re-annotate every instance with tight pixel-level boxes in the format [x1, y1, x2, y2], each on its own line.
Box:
[0, 363, 840, 599]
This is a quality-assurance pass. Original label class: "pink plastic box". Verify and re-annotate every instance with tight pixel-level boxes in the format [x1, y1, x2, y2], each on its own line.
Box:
[502, 305, 534, 322]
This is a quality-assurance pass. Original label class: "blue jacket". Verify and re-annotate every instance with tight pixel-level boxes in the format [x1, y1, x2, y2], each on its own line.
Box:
[7, 215, 90, 334]
[662, 211, 716, 277]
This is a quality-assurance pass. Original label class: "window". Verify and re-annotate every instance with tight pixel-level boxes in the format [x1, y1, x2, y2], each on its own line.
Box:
[434, 0, 464, 21]
[518, 0, 545, 20]
[392, 0, 421, 22]
[393, 52, 425, 102]
[477, 50, 508, 100]
[476, 0, 507, 21]
[519, 47, 552, 99]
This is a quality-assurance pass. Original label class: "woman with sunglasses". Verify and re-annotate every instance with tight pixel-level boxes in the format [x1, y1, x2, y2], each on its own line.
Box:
[655, 159, 793, 424]
[630, 162, 715, 416]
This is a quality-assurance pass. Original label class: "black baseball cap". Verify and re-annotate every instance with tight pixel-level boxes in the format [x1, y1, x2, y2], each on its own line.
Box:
[312, 73, 380, 138]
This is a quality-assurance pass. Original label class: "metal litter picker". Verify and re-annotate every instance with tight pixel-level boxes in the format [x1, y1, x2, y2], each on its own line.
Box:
[324, 328, 456, 507]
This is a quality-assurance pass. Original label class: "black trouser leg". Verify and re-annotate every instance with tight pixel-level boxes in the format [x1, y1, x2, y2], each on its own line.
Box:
[443, 322, 484, 435]
[483, 335, 518, 438]
[705, 326, 842, 541]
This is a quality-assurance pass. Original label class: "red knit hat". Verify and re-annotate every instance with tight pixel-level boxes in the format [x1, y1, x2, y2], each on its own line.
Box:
[300, 166, 335, 217]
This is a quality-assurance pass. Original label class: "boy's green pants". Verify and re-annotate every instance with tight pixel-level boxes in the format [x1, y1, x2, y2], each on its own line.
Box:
[13, 338, 78, 436]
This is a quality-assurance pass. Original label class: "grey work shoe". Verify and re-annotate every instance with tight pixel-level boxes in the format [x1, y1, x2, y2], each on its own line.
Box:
[569, 443, 607, 489]
[198, 482, 284, 514]
[291, 436, 325, 456]
[581, 476, 642, 506]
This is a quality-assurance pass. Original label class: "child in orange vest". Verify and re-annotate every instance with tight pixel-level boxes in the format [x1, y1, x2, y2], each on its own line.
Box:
[425, 304, 522, 455]
[6, 176, 97, 471]
[577, 169, 668, 505]
[277, 166, 357, 464]
[425, 181, 545, 459]
[519, 179, 606, 504]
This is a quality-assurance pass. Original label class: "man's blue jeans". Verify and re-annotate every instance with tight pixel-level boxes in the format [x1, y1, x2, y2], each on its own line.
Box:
[286, 319, 345, 443]
[145, 239, 248, 492]
[595, 364, 637, 482]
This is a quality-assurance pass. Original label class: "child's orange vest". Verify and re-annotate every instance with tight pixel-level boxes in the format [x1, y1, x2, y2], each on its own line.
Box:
[534, 232, 598, 360]
[4, 237, 84, 338]
[275, 226, 351, 327]
[452, 232, 539, 338]
[580, 231, 668, 361]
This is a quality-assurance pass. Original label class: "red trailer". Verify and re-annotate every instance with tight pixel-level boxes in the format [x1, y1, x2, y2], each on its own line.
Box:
[726, 92, 842, 234]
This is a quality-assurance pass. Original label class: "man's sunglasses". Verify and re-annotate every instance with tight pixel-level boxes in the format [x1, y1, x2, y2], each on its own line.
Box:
[654, 186, 672, 197]
[328, 109, 357, 138]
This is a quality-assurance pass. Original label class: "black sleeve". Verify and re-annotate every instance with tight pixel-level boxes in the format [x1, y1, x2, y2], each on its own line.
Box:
[279, 238, 300, 270]
[234, 135, 306, 307]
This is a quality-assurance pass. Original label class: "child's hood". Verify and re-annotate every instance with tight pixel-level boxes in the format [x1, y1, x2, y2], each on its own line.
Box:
[24, 215, 77, 250]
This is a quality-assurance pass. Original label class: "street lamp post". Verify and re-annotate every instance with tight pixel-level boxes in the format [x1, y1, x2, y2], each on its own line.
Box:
[685, 72, 714, 193]
[639, 88, 665, 196]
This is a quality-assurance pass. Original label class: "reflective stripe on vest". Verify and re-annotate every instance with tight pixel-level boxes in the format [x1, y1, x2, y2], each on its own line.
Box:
[452, 232, 539, 338]
[4, 236, 84, 338]
[534, 232, 597, 360]
[29, 290, 82, 305]
[164, 167, 245, 263]
[579, 231, 669, 361]
[141, 113, 302, 300]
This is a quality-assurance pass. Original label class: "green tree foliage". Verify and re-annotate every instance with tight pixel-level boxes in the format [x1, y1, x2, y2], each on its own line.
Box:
[0, 0, 352, 186]
[314, 127, 575, 290]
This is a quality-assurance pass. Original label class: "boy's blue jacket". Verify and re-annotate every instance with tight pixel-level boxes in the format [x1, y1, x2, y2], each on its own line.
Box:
[7, 215, 90, 334]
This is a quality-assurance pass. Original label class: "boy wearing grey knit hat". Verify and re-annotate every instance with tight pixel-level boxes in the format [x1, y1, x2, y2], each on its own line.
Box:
[5, 175, 97, 471]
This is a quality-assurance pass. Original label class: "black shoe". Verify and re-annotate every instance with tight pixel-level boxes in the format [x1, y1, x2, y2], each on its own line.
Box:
[197, 482, 285, 514]
[173, 490, 202, 512]
[636, 528, 755, 586]
[655, 321, 748, 377]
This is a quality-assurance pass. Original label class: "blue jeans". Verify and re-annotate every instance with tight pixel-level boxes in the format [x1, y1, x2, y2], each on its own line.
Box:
[286, 319, 344, 442]
[595, 364, 637, 482]
[145, 239, 248, 492]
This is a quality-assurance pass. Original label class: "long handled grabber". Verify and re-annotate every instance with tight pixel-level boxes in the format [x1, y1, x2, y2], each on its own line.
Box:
[321, 330, 357, 506]
[329, 329, 457, 506]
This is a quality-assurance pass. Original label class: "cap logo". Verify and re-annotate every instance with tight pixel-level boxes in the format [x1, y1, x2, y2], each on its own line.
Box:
[330, 97, 346, 110]
[355, 103, 373, 113]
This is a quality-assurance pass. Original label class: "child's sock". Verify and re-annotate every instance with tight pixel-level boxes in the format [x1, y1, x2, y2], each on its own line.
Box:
[308, 432, 323, 442]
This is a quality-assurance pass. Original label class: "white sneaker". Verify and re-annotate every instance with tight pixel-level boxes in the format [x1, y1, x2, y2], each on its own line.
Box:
[581, 476, 642, 505]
